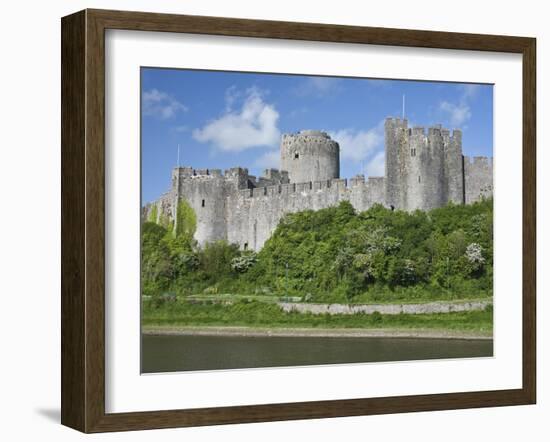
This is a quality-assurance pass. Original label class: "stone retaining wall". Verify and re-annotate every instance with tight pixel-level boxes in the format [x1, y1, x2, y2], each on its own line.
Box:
[278, 300, 492, 315]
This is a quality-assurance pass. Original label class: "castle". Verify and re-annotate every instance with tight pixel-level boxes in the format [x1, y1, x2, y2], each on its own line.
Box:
[143, 118, 493, 251]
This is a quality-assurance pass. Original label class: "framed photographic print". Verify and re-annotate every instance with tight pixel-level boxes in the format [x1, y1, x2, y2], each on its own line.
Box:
[61, 9, 536, 433]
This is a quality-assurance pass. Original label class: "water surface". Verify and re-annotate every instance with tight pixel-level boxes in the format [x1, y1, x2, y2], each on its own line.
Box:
[142, 334, 493, 373]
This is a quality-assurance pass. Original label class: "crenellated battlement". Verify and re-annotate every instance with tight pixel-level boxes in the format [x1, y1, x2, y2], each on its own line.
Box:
[411, 126, 426, 136]
[464, 155, 493, 167]
[172, 166, 289, 190]
[385, 118, 462, 145]
[173, 166, 248, 179]
[385, 117, 408, 129]
[171, 166, 224, 180]
[232, 176, 388, 200]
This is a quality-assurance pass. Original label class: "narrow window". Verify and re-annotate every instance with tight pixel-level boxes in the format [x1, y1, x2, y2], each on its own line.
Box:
[201, 199, 205, 207]
[243, 243, 248, 251]
[294, 152, 299, 159]
[418, 176, 421, 183]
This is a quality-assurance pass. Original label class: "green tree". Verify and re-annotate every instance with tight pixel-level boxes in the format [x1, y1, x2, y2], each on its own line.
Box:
[199, 240, 240, 278]
[147, 204, 158, 223]
[141, 222, 173, 296]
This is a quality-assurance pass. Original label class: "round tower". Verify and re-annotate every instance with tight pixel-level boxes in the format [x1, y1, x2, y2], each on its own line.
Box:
[280, 130, 340, 183]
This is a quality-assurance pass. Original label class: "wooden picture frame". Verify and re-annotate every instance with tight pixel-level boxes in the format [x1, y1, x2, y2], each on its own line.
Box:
[61, 8, 536, 433]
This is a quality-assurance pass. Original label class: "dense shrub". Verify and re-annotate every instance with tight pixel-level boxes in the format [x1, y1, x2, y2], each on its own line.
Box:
[141, 198, 493, 302]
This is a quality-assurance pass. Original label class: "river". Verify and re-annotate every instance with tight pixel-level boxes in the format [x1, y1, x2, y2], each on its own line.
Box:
[141, 333, 493, 373]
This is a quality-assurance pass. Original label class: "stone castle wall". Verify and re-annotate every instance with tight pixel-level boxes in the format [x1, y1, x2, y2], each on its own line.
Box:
[464, 156, 493, 204]
[226, 175, 385, 250]
[143, 119, 493, 251]
[144, 168, 386, 251]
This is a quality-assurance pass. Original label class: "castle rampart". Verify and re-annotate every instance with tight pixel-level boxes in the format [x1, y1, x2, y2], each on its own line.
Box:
[144, 119, 493, 251]
[225, 174, 385, 250]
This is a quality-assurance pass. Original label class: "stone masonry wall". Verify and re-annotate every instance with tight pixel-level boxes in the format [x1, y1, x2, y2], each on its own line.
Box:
[464, 156, 493, 204]
[226, 175, 385, 250]
[279, 299, 492, 315]
[143, 121, 493, 252]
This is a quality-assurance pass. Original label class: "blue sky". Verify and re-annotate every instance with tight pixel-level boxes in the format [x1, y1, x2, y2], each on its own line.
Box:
[141, 68, 493, 203]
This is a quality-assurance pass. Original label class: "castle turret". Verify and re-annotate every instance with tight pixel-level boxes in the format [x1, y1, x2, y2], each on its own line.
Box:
[171, 167, 227, 246]
[384, 118, 409, 209]
[280, 130, 340, 183]
[385, 118, 465, 211]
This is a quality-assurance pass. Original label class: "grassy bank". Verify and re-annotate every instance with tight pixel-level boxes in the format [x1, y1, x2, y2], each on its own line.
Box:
[142, 300, 493, 334]
[183, 291, 492, 305]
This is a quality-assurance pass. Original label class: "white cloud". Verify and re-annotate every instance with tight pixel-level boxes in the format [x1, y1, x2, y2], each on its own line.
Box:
[439, 101, 472, 127]
[224, 85, 241, 112]
[329, 122, 384, 163]
[142, 89, 188, 119]
[364, 151, 385, 177]
[254, 150, 280, 169]
[193, 87, 280, 152]
[439, 84, 480, 127]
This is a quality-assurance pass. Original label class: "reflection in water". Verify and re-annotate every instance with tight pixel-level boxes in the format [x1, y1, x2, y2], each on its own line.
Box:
[142, 334, 493, 373]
